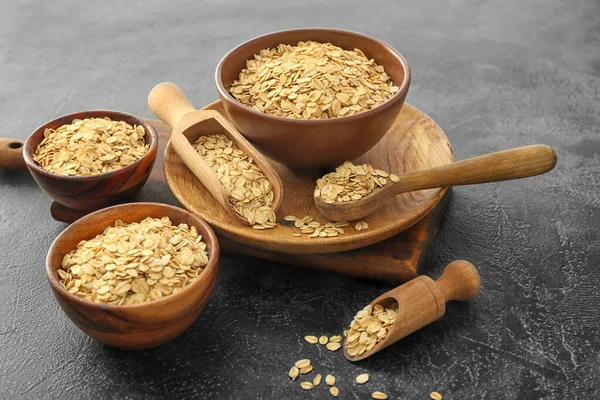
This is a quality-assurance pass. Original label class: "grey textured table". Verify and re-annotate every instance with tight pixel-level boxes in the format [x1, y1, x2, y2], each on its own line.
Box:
[1, 0, 598, 399]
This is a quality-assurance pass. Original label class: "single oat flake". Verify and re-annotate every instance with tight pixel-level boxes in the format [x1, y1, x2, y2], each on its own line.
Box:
[372, 391, 389, 400]
[57, 217, 208, 305]
[230, 41, 399, 120]
[356, 373, 370, 384]
[33, 117, 148, 176]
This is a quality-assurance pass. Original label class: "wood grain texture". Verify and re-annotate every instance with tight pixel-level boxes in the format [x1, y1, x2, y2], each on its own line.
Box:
[344, 260, 480, 361]
[45, 202, 220, 350]
[164, 100, 454, 254]
[21, 110, 159, 211]
[149, 82, 283, 225]
[0, 138, 26, 169]
[216, 28, 411, 168]
[48, 114, 450, 283]
[316, 144, 557, 221]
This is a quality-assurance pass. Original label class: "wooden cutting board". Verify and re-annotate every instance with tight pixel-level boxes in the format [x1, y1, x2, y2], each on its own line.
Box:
[48, 110, 451, 284]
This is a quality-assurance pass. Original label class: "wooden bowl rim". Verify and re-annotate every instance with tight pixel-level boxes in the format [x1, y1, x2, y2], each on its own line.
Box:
[215, 27, 411, 125]
[45, 202, 220, 310]
[23, 110, 159, 181]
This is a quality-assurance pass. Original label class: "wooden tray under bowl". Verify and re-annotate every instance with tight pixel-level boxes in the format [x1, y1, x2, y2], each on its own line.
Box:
[46, 102, 453, 283]
[163, 101, 454, 254]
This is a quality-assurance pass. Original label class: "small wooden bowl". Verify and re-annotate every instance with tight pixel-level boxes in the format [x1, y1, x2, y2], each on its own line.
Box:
[46, 202, 220, 350]
[215, 28, 411, 169]
[23, 110, 158, 211]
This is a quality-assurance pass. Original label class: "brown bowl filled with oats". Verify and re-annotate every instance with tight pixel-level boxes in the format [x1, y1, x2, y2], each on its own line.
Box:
[46, 202, 220, 350]
[23, 110, 158, 211]
[216, 28, 411, 168]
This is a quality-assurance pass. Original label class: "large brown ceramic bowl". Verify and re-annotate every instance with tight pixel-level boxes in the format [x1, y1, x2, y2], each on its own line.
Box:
[23, 110, 158, 211]
[46, 202, 220, 350]
[216, 28, 411, 168]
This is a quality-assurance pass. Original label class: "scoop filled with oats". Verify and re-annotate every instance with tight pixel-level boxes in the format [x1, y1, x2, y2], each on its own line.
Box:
[315, 145, 557, 221]
[344, 260, 481, 361]
[148, 82, 283, 228]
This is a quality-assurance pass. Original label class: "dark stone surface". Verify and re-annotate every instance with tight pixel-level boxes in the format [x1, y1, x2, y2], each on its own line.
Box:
[1, 0, 598, 398]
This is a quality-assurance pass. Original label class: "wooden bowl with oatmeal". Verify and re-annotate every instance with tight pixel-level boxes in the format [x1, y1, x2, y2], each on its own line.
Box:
[216, 28, 411, 169]
[23, 110, 158, 211]
[46, 202, 220, 350]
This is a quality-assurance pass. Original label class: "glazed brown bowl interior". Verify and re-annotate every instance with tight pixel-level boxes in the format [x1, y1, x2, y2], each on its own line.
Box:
[46, 202, 220, 350]
[216, 28, 411, 168]
[23, 110, 158, 211]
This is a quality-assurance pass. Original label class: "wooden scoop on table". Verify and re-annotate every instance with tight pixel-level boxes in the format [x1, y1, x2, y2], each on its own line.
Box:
[344, 260, 481, 362]
[316, 145, 557, 221]
[148, 82, 283, 225]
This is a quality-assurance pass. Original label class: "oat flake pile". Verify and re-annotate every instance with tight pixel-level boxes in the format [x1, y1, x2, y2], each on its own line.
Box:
[230, 41, 399, 119]
[33, 117, 148, 176]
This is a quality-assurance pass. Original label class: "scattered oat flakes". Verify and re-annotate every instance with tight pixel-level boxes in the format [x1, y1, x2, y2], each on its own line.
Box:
[300, 382, 314, 390]
[193, 134, 276, 230]
[372, 391, 388, 399]
[356, 373, 370, 384]
[330, 386, 339, 397]
[314, 161, 393, 204]
[313, 374, 322, 387]
[57, 217, 208, 305]
[430, 391, 443, 400]
[285, 214, 347, 238]
[289, 366, 299, 380]
[304, 335, 319, 344]
[326, 374, 336, 386]
[345, 302, 398, 357]
[33, 117, 148, 176]
[319, 335, 329, 345]
[389, 173, 400, 183]
[326, 342, 341, 352]
[230, 41, 399, 120]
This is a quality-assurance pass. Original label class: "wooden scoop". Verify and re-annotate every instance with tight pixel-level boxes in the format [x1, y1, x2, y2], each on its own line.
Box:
[148, 82, 283, 225]
[344, 260, 481, 362]
[316, 145, 557, 221]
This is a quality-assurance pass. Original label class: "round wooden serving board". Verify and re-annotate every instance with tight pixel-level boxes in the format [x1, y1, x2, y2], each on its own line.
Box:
[164, 101, 454, 254]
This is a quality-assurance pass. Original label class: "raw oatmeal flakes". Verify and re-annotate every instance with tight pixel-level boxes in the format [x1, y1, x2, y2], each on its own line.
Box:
[230, 41, 399, 119]
[58, 217, 208, 305]
[33, 117, 148, 176]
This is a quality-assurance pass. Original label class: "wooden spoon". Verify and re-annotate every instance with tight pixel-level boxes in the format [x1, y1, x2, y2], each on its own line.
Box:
[316, 144, 557, 221]
[344, 259, 481, 362]
[148, 82, 283, 225]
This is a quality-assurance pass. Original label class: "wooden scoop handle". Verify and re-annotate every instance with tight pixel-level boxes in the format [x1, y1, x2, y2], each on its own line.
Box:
[435, 260, 481, 302]
[0, 138, 26, 170]
[148, 82, 197, 128]
[147, 82, 240, 220]
[393, 145, 557, 194]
